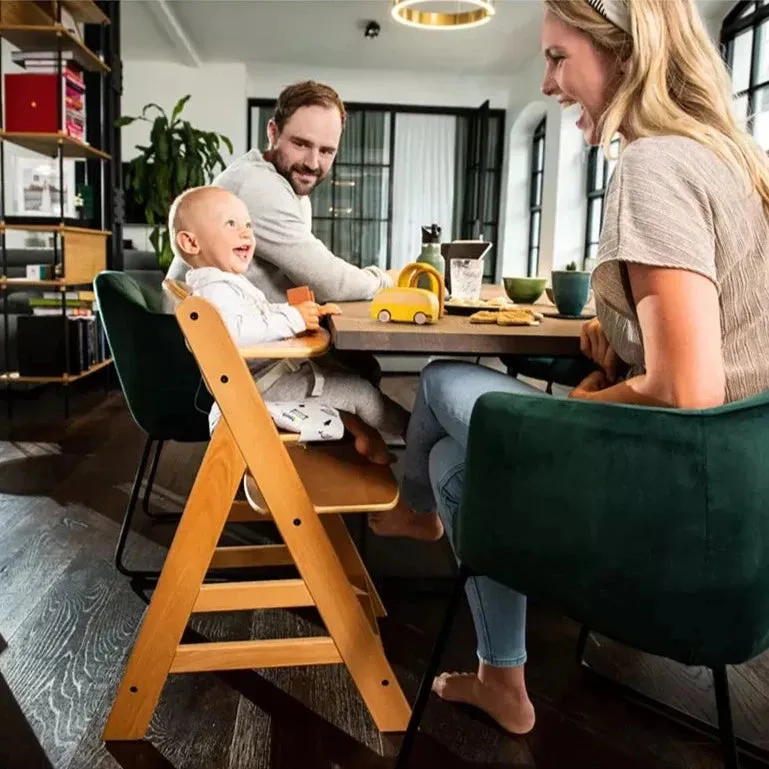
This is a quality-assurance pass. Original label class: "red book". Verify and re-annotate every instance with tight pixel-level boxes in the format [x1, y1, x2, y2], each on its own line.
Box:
[4, 73, 85, 134]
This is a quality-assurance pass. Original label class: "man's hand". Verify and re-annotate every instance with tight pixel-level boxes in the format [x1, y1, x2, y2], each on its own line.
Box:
[569, 370, 610, 400]
[580, 318, 619, 384]
[319, 303, 342, 316]
[296, 301, 321, 331]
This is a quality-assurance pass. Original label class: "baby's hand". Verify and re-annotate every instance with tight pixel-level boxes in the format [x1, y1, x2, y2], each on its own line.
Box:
[319, 303, 342, 316]
[296, 301, 320, 331]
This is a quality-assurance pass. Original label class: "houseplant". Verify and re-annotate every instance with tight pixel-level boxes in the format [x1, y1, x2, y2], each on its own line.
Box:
[116, 95, 233, 268]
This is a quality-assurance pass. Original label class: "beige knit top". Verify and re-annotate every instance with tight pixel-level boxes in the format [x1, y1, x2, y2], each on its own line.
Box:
[592, 135, 769, 404]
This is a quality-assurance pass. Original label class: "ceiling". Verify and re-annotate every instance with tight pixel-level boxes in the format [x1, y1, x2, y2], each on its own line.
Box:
[121, 0, 738, 75]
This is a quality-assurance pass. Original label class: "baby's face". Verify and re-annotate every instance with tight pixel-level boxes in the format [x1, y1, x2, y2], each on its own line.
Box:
[185, 190, 255, 274]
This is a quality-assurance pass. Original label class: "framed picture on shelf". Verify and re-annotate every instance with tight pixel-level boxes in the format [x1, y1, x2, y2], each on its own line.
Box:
[13, 156, 77, 218]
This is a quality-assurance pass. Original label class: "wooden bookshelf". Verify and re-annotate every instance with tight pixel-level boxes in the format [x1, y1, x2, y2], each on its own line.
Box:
[0, 131, 110, 160]
[0, 223, 110, 235]
[0, 357, 112, 383]
[0, 24, 108, 72]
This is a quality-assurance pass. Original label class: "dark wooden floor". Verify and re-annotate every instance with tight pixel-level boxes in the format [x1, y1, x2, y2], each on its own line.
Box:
[0, 377, 768, 769]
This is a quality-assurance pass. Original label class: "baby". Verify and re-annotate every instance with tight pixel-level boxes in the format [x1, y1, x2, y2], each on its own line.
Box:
[169, 186, 443, 541]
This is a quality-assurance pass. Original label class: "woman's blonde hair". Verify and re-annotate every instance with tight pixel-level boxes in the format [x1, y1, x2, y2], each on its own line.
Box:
[544, 0, 769, 209]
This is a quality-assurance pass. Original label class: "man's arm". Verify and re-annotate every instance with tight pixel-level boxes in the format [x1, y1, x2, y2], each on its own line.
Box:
[239, 176, 392, 303]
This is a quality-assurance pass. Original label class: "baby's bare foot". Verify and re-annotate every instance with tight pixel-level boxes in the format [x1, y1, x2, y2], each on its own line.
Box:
[368, 506, 444, 541]
[432, 672, 536, 735]
[352, 431, 392, 465]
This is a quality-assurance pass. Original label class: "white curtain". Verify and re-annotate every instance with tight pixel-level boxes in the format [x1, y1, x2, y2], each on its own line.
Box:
[391, 114, 456, 270]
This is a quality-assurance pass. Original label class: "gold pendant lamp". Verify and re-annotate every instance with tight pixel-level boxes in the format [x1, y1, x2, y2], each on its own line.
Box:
[391, 0, 495, 30]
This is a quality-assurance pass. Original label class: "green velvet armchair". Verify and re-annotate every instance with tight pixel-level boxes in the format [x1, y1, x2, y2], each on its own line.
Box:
[397, 389, 769, 769]
[94, 271, 211, 578]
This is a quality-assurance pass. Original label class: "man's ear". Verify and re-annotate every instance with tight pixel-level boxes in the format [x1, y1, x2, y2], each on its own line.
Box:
[266, 118, 279, 150]
[176, 229, 199, 257]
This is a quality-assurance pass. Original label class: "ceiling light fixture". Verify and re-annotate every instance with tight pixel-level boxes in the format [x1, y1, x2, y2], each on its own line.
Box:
[391, 0, 495, 31]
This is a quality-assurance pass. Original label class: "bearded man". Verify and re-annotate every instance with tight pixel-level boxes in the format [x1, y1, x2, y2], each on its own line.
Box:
[166, 80, 394, 304]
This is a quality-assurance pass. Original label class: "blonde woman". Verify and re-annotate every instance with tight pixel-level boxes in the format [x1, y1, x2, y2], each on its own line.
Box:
[397, 0, 769, 733]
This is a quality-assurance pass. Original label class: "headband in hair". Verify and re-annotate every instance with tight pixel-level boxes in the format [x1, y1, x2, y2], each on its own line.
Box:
[586, 0, 631, 33]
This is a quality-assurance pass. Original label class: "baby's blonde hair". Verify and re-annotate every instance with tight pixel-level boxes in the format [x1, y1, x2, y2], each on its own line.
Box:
[545, 0, 769, 209]
[168, 186, 215, 262]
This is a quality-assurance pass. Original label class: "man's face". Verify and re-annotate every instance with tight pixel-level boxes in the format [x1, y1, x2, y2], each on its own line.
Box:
[267, 105, 342, 196]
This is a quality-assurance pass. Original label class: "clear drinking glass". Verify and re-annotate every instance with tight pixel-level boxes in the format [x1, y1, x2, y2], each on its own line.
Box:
[450, 258, 484, 301]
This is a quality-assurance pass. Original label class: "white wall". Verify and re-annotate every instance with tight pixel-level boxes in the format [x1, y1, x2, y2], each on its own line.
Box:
[121, 60, 247, 249]
[247, 62, 510, 109]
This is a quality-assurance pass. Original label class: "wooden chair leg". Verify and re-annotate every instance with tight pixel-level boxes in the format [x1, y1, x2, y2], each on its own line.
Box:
[321, 514, 387, 619]
[103, 422, 245, 741]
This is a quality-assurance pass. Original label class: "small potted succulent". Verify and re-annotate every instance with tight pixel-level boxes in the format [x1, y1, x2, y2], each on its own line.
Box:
[551, 260, 591, 317]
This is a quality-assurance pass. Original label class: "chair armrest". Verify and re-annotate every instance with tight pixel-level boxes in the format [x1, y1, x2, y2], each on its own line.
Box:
[457, 390, 769, 641]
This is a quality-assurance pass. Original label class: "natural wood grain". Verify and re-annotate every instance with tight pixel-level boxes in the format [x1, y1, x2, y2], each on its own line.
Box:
[0, 131, 110, 160]
[192, 580, 315, 613]
[243, 441, 399, 515]
[176, 294, 411, 732]
[329, 291, 584, 356]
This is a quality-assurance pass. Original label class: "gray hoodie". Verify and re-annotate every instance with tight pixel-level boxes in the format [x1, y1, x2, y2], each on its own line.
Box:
[166, 149, 392, 303]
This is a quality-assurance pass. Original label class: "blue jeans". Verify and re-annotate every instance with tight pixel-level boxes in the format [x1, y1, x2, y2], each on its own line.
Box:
[401, 359, 550, 668]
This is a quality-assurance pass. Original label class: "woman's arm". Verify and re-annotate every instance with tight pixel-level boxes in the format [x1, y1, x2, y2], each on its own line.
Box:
[571, 263, 725, 409]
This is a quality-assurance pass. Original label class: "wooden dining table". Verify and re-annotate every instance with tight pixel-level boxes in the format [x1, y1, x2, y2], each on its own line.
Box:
[328, 286, 588, 357]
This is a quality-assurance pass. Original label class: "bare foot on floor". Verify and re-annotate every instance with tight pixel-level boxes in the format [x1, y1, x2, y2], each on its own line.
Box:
[432, 672, 536, 735]
[368, 505, 444, 541]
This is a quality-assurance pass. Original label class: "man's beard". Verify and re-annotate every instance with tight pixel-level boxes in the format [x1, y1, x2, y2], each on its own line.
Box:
[265, 148, 325, 196]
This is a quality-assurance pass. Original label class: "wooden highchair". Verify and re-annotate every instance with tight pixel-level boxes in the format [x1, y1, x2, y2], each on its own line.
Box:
[102, 280, 411, 741]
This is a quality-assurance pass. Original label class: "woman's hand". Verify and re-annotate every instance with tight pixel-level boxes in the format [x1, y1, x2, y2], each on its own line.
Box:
[296, 301, 321, 331]
[580, 318, 619, 384]
[569, 370, 610, 400]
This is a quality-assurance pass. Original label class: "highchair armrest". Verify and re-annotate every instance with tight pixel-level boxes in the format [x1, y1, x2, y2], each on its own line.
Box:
[240, 328, 331, 360]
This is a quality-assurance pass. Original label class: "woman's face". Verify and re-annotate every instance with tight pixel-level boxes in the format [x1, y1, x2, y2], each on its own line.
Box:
[540, 8, 622, 145]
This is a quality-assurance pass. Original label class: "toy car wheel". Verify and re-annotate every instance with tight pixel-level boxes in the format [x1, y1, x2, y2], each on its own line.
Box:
[413, 312, 428, 325]
[377, 309, 391, 323]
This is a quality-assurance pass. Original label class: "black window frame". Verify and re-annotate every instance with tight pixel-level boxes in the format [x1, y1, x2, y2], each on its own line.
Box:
[583, 136, 620, 267]
[246, 99, 506, 277]
[527, 117, 546, 277]
[721, 1, 769, 145]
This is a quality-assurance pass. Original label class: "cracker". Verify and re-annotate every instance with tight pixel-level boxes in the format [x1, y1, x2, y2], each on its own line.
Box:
[496, 309, 541, 326]
[469, 310, 499, 324]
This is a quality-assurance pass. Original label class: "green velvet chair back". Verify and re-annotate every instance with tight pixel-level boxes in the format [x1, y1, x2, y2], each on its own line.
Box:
[94, 271, 211, 442]
[458, 389, 769, 668]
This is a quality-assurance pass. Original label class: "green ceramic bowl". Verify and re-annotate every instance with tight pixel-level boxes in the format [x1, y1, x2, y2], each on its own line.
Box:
[503, 277, 547, 304]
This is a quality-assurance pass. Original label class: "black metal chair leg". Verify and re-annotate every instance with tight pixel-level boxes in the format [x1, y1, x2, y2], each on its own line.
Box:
[575, 624, 590, 664]
[142, 439, 173, 521]
[114, 435, 157, 578]
[712, 666, 740, 769]
[394, 564, 471, 769]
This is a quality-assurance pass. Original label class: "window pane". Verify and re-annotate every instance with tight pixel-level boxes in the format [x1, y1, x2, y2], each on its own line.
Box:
[311, 178, 334, 218]
[590, 198, 603, 242]
[314, 219, 333, 251]
[332, 167, 389, 219]
[483, 171, 498, 223]
[731, 29, 754, 94]
[757, 22, 769, 86]
[337, 112, 362, 165]
[360, 221, 388, 269]
[754, 86, 769, 149]
[734, 94, 750, 128]
[592, 152, 605, 190]
[528, 247, 539, 276]
[363, 112, 390, 165]
[530, 171, 543, 208]
[740, 1, 757, 17]
[332, 219, 361, 266]
[536, 136, 545, 169]
[529, 211, 541, 249]
[486, 115, 501, 169]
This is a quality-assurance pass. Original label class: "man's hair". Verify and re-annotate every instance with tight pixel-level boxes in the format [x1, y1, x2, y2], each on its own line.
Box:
[272, 80, 346, 133]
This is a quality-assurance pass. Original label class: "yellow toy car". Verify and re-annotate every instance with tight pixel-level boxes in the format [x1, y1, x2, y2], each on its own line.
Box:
[370, 262, 445, 325]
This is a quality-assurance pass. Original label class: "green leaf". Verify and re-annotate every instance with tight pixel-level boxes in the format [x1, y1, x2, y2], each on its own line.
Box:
[151, 116, 169, 162]
[115, 115, 137, 128]
[141, 102, 166, 119]
[171, 94, 191, 125]
[174, 154, 187, 193]
[219, 134, 233, 155]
